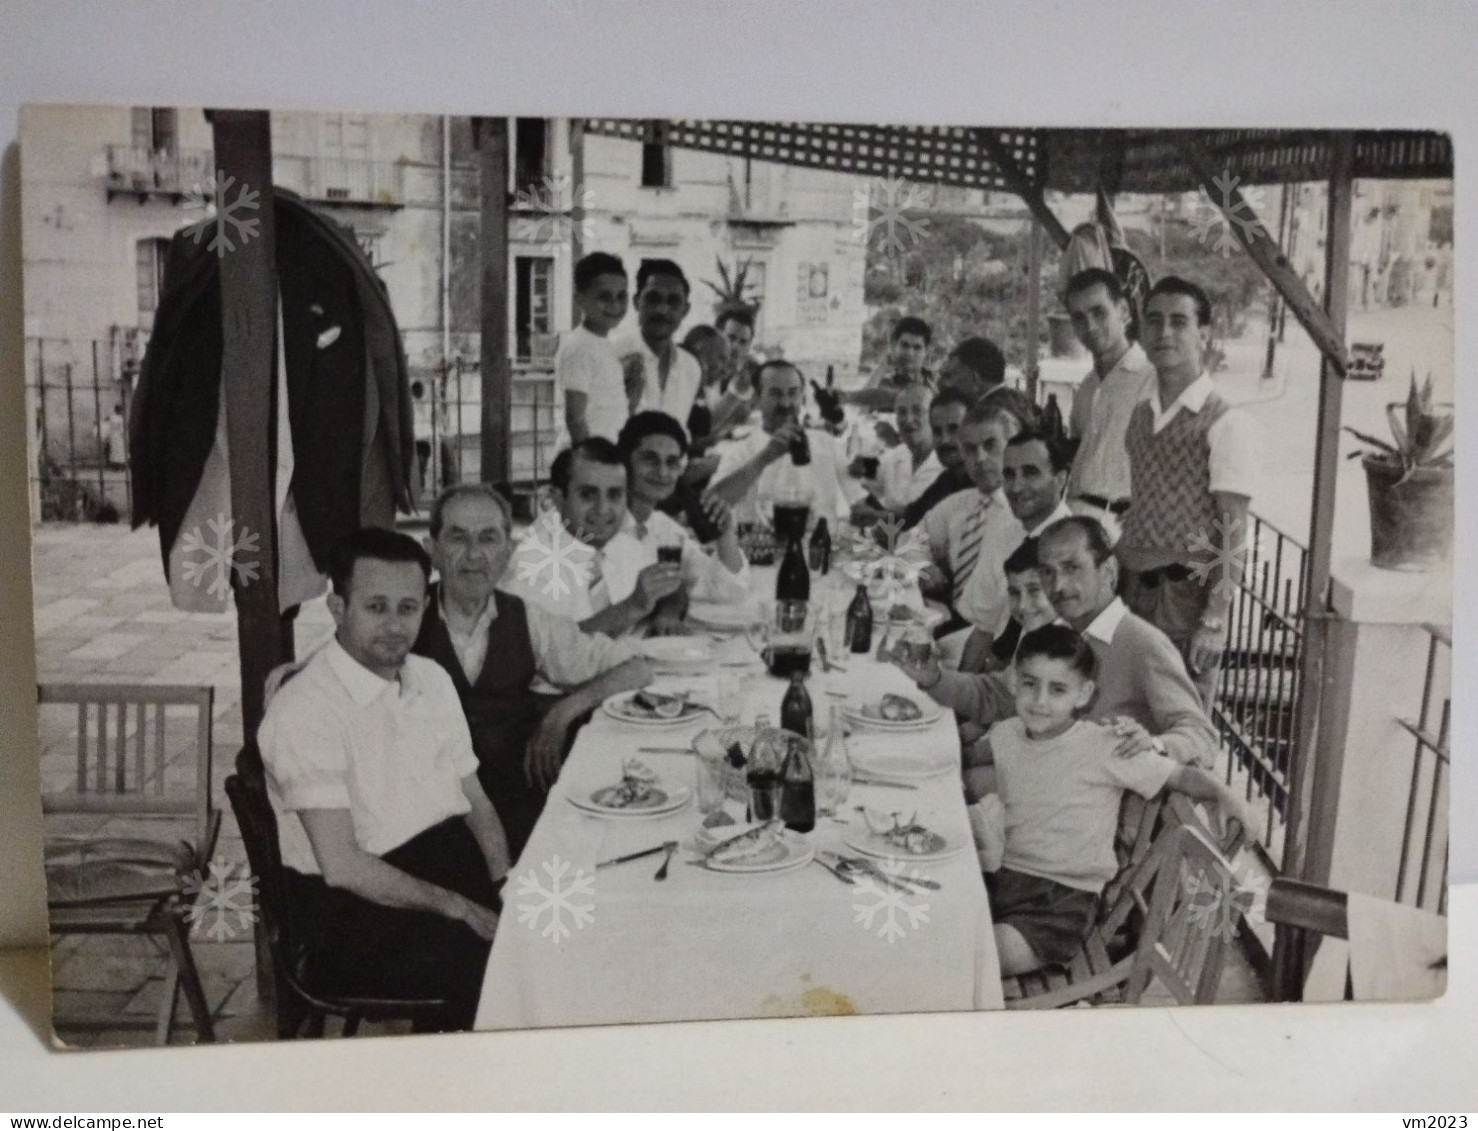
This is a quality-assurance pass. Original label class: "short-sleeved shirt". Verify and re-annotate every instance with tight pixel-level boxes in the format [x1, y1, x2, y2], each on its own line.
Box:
[877, 446, 943, 511]
[613, 332, 703, 432]
[992, 716, 1177, 893]
[710, 426, 862, 525]
[556, 324, 629, 444]
[1066, 342, 1156, 504]
[1146, 372, 1260, 498]
[258, 640, 479, 876]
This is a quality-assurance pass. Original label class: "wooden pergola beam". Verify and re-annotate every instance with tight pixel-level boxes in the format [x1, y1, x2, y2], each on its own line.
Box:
[1172, 133, 1348, 378]
[972, 131, 1072, 251]
[475, 117, 511, 487]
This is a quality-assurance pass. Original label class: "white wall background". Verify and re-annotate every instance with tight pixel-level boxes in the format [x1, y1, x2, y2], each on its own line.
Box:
[0, 0, 1474, 1109]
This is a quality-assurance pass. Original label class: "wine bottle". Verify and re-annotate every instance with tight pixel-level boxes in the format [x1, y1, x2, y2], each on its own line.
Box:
[776, 526, 811, 604]
[789, 428, 811, 466]
[845, 583, 873, 654]
[778, 678, 815, 834]
[808, 517, 832, 574]
[779, 671, 813, 738]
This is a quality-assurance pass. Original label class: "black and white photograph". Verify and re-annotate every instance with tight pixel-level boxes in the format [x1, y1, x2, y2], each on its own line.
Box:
[15, 105, 1453, 1048]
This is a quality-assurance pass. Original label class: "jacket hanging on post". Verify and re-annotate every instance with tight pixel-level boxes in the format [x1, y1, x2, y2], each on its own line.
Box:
[130, 189, 416, 612]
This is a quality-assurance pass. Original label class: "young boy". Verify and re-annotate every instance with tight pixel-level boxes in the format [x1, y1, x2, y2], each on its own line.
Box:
[558, 252, 631, 446]
[975, 624, 1247, 976]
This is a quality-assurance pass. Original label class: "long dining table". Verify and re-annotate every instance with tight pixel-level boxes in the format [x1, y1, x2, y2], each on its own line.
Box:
[474, 567, 1005, 1030]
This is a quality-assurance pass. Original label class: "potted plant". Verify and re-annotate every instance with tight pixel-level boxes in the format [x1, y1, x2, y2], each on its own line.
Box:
[703, 257, 762, 323]
[1344, 371, 1454, 571]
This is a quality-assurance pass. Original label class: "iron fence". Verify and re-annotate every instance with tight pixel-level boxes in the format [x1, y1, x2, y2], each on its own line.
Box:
[1394, 623, 1450, 914]
[1211, 512, 1310, 864]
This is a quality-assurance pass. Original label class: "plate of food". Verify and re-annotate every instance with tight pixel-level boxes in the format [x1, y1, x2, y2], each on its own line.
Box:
[638, 637, 714, 669]
[693, 819, 814, 875]
[843, 808, 964, 863]
[568, 759, 692, 818]
[880, 602, 946, 629]
[843, 693, 944, 730]
[847, 745, 956, 781]
[602, 689, 709, 726]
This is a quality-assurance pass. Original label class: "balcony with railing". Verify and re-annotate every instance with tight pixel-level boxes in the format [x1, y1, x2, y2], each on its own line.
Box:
[103, 145, 405, 209]
[103, 145, 214, 201]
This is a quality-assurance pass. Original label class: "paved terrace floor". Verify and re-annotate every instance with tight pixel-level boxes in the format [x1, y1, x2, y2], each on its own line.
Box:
[29, 516, 1265, 1048]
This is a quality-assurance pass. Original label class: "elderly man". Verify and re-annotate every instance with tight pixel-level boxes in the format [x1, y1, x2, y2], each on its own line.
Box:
[617, 410, 750, 604]
[708, 360, 862, 525]
[864, 382, 943, 516]
[1118, 276, 1261, 705]
[898, 388, 975, 531]
[614, 259, 703, 427]
[415, 484, 653, 856]
[258, 527, 509, 1032]
[890, 516, 1217, 778]
[917, 403, 1025, 660]
[1061, 268, 1156, 542]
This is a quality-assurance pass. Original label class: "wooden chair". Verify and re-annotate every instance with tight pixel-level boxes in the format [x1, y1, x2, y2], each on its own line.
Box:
[1004, 823, 1248, 1008]
[227, 742, 451, 1037]
[39, 683, 221, 1044]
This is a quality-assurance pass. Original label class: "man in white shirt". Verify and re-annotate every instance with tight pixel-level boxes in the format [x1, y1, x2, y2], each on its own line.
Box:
[504, 438, 686, 636]
[708, 360, 864, 525]
[1062, 268, 1157, 542]
[918, 403, 1025, 659]
[614, 259, 703, 430]
[415, 484, 654, 856]
[258, 527, 509, 1031]
[1118, 277, 1261, 704]
[868, 382, 942, 513]
[617, 410, 750, 605]
[558, 251, 631, 446]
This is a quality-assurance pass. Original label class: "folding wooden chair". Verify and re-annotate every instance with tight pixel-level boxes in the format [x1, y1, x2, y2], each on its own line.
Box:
[1005, 824, 1248, 1008]
[40, 683, 221, 1044]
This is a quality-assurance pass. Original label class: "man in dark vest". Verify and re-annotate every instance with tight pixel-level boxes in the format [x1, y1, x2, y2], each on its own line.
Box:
[414, 483, 653, 858]
[1117, 276, 1261, 706]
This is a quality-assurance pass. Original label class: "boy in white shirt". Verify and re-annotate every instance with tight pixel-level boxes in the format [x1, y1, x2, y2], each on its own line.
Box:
[558, 252, 631, 445]
[968, 624, 1247, 975]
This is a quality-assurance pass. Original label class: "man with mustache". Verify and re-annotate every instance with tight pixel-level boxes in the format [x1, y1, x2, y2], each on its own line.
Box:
[897, 388, 975, 531]
[415, 484, 653, 856]
[257, 527, 512, 1031]
[614, 259, 703, 428]
[1061, 268, 1156, 543]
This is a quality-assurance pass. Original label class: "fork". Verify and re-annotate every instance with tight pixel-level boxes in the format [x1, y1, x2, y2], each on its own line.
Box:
[653, 841, 678, 880]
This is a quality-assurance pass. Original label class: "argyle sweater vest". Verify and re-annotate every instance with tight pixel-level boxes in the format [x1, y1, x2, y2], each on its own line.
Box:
[1118, 392, 1231, 566]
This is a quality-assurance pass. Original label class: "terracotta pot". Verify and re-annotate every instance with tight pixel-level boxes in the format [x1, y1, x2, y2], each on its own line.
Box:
[1361, 455, 1453, 571]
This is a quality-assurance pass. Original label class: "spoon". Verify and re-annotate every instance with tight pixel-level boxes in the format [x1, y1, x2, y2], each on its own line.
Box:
[654, 841, 678, 880]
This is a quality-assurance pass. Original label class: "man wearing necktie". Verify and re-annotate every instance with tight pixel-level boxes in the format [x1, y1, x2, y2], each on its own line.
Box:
[917, 402, 1026, 664]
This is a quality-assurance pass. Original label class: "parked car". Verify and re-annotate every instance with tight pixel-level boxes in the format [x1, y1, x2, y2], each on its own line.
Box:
[1348, 341, 1386, 380]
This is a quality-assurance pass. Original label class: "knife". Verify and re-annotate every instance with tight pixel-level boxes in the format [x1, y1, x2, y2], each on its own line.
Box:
[596, 842, 674, 869]
[851, 775, 920, 790]
[850, 854, 942, 892]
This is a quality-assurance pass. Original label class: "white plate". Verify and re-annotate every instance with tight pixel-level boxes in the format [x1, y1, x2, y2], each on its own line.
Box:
[848, 747, 956, 781]
[602, 691, 709, 727]
[698, 827, 815, 874]
[639, 637, 714, 667]
[843, 698, 945, 730]
[877, 603, 946, 630]
[686, 601, 757, 630]
[567, 784, 692, 819]
[842, 824, 965, 864]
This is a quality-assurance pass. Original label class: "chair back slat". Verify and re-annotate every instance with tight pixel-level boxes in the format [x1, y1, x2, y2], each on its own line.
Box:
[226, 744, 299, 964]
[39, 683, 216, 850]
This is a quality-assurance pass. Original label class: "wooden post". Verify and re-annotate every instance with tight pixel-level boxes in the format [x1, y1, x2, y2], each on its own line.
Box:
[208, 110, 291, 742]
[568, 117, 586, 290]
[1274, 132, 1356, 1001]
[476, 117, 511, 486]
[1024, 217, 1043, 403]
[972, 130, 1072, 250]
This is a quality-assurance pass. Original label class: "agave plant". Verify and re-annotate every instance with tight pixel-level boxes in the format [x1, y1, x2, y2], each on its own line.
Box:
[702, 256, 762, 314]
[1343, 370, 1454, 479]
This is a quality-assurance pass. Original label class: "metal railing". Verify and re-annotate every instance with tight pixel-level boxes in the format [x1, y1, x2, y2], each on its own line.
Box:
[1211, 513, 1310, 863]
[104, 145, 406, 208]
[104, 145, 213, 198]
[1394, 623, 1451, 914]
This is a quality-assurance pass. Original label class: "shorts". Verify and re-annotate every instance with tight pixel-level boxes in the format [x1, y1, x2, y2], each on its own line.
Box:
[986, 867, 1099, 967]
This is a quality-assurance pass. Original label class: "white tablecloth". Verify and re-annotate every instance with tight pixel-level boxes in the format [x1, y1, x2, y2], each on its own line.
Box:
[475, 625, 1004, 1030]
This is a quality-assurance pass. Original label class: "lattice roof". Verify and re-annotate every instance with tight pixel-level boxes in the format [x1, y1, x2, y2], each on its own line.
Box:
[583, 120, 1452, 194]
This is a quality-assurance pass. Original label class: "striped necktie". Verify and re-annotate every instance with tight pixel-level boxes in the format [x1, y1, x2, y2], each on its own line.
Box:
[953, 495, 989, 605]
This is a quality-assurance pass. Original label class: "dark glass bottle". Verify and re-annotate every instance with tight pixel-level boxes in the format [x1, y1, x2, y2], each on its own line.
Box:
[776, 526, 812, 604]
[779, 671, 813, 738]
[845, 583, 873, 654]
[808, 518, 832, 574]
[778, 676, 816, 833]
[789, 428, 812, 466]
[1043, 393, 1066, 442]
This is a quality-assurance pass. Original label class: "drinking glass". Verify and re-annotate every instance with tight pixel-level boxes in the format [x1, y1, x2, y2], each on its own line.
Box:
[694, 744, 729, 815]
[657, 543, 683, 565]
[715, 680, 746, 727]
